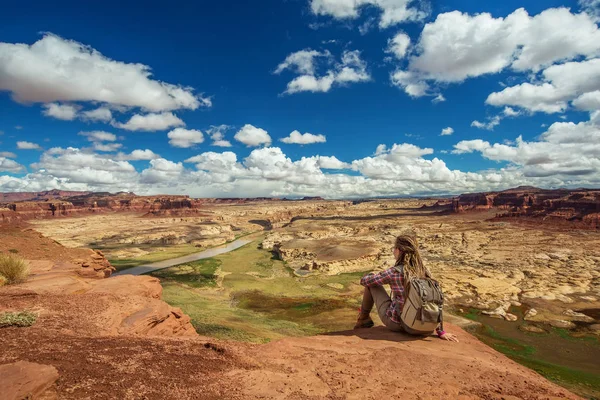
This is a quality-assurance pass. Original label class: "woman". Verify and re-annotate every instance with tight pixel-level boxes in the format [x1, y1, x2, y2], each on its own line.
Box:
[355, 235, 459, 342]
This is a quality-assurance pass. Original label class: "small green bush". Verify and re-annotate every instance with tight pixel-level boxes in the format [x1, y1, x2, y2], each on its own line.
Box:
[0, 311, 37, 328]
[0, 253, 30, 284]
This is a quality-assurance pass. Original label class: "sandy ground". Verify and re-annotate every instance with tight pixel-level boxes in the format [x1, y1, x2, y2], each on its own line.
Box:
[0, 227, 582, 399]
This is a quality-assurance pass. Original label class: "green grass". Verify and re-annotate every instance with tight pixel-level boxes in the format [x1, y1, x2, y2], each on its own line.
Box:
[153, 238, 368, 342]
[151, 258, 221, 288]
[466, 312, 600, 399]
[107, 244, 201, 271]
[0, 311, 37, 328]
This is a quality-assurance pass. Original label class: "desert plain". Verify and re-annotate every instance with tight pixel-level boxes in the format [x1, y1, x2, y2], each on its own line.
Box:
[1, 189, 599, 399]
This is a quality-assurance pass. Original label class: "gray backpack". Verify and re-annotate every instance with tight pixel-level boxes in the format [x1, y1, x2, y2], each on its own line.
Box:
[394, 265, 444, 335]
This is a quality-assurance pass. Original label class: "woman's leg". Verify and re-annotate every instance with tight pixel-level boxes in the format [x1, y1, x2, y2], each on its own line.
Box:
[355, 287, 376, 329]
[360, 286, 375, 314]
[369, 286, 404, 332]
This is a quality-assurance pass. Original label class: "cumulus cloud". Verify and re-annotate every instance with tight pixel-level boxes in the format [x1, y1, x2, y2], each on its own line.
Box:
[276, 49, 370, 94]
[487, 58, 600, 113]
[503, 107, 522, 117]
[42, 103, 80, 120]
[387, 32, 411, 59]
[280, 130, 327, 144]
[471, 116, 501, 130]
[29, 147, 137, 185]
[167, 128, 205, 148]
[274, 49, 329, 75]
[92, 142, 122, 152]
[140, 158, 184, 184]
[0, 33, 210, 112]
[17, 141, 41, 150]
[2, 135, 599, 198]
[454, 120, 600, 178]
[391, 7, 600, 98]
[313, 155, 350, 169]
[309, 0, 428, 28]
[390, 70, 430, 97]
[81, 107, 113, 123]
[206, 125, 232, 147]
[116, 149, 161, 161]
[0, 152, 17, 158]
[113, 112, 185, 132]
[579, 0, 600, 21]
[0, 157, 24, 173]
[440, 127, 454, 136]
[234, 124, 272, 147]
[78, 131, 117, 142]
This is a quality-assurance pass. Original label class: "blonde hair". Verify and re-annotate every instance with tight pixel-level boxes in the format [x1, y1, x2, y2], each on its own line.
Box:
[394, 235, 431, 284]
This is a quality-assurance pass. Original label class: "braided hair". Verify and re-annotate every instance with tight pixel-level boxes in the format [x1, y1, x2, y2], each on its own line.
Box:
[393, 235, 431, 286]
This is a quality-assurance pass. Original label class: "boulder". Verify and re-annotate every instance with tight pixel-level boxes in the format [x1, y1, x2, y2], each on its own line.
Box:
[0, 361, 58, 400]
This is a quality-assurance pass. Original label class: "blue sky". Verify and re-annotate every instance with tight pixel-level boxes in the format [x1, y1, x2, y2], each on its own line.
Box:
[1, 0, 599, 198]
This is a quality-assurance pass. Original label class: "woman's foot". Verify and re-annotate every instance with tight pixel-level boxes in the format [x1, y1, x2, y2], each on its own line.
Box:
[354, 313, 374, 329]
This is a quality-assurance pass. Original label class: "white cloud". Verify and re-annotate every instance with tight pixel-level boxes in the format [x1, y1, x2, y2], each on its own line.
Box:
[92, 142, 122, 152]
[81, 107, 113, 123]
[579, 0, 600, 21]
[454, 120, 600, 178]
[17, 141, 41, 150]
[116, 149, 161, 161]
[392, 7, 600, 97]
[487, 58, 600, 113]
[432, 94, 446, 103]
[375, 144, 387, 155]
[440, 127, 454, 136]
[277, 49, 370, 94]
[573, 90, 600, 112]
[30, 147, 137, 185]
[313, 155, 350, 169]
[280, 130, 326, 144]
[206, 125, 232, 147]
[114, 112, 185, 132]
[234, 124, 272, 147]
[140, 158, 184, 184]
[0, 157, 24, 173]
[78, 131, 117, 142]
[471, 116, 501, 131]
[390, 70, 430, 97]
[274, 49, 329, 75]
[167, 128, 205, 148]
[387, 32, 411, 59]
[309, 0, 428, 28]
[42, 103, 80, 120]
[0, 33, 210, 112]
[503, 107, 521, 117]
[0, 152, 17, 158]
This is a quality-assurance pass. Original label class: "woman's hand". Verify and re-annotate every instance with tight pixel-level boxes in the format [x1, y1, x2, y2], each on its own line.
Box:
[440, 332, 459, 342]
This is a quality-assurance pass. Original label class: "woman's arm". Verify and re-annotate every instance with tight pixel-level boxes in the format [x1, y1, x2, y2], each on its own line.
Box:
[436, 326, 459, 342]
[360, 268, 392, 287]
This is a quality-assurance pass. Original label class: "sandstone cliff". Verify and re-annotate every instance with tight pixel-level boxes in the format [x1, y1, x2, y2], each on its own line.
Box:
[452, 187, 600, 228]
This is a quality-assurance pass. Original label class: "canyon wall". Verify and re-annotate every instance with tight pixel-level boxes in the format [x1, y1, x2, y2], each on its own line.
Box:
[453, 186, 600, 228]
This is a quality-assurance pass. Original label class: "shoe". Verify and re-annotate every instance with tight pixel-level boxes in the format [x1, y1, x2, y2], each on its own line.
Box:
[354, 313, 374, 329]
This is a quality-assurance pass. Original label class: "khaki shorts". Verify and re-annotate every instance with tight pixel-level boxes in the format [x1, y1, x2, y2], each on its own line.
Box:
[368, 286, 404, 332]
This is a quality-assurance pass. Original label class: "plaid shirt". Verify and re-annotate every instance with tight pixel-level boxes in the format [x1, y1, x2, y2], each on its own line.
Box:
[360, 266, 405, 324]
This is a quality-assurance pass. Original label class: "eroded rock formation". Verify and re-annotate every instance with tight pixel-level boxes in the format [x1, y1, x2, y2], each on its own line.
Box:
[453, 186, 600, 229]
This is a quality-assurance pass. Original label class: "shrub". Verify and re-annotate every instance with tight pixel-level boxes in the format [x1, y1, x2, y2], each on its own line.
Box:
[0, 311, 37, 328]
[0, 253, 30, 284]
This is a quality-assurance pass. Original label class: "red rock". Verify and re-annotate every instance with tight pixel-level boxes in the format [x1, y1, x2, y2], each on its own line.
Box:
[452, 187, 600, 229]
[0, 361, 59, 400]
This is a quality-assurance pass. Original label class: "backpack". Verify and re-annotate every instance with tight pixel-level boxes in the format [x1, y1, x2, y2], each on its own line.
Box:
[394, 265, 444, 335]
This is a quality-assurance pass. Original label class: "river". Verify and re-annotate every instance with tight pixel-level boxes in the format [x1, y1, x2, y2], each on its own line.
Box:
[112, 239, 252, 276]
